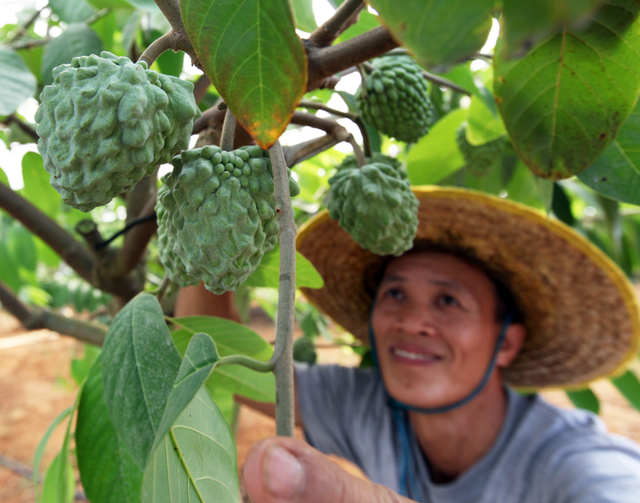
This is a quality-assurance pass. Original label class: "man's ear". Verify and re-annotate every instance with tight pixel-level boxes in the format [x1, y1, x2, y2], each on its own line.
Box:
[497, 323, 526, 368]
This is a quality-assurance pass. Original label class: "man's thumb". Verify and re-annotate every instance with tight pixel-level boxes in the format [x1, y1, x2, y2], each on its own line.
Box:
[242, 437, 412, 503]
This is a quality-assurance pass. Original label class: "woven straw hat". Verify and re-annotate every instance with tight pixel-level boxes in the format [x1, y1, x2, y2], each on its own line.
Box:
[297, 186, 640, 389]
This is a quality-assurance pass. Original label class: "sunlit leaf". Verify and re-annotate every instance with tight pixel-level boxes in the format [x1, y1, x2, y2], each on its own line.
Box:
[77, 356, 143, 503]
[142, 388, 239, 503]
[368, 0, 494, 70]
[244, 247, 324, 289]
[466, 95, 506, 146]
[40, 451, 75, 503]
[501, 0, 604, 59]
[495, 1, 640, 179]
[566, 388, 600, 414]
[291, 0, 317, 33]
[407, 107, 467, 184]
[181, 0, 307, 148]
[0, 46, 37, 115]
[41, 24, 103, 85]
[611, 370, 640, 412]
[48, 0, 95, 24]
[20, 152, 60, 219]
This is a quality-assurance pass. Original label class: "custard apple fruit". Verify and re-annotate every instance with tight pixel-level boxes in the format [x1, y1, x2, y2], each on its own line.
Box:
[456, 124, 509, 177]
[35, 51, 201, 212]
[328, 153, 418, 256]
[293, 337, 317, 364]
[356, 55, 434, 144]
[156, 145, 300, 294]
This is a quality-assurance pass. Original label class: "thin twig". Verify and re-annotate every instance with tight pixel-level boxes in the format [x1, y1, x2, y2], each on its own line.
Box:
[217, 355, 274, 373]
[85, 8, 110, 26]
[422, 70, 470, 95]
[193, 74, 211, 104]
[298, 100, 371, 157]
[155, 276, 171, 303]
[9, 37, 51, 50]
[283, 135, 341, 167]
[308, 0, 365, 47]
[138, 31, 178, 67]
[2, 115, 38, 141]
[220, 109, 237, 151]
[7, 7, 44, 42]
[268, 141, 297, 437]
[151, 0, 200, 67]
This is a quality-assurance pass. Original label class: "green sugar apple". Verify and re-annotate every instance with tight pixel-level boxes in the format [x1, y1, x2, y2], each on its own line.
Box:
[456, 124, 509, 177]
[293, 337, 317, 364]
[356, 55, 434, 144]
[328, 153, 419, 256]
[156, 145, 300, 294]
[35, 51, 201, 212]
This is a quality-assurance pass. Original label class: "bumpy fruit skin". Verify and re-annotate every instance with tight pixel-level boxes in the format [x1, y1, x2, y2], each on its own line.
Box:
[456, 124, 509, 177]
[156, 145, 300, 294]
[356, 55, 434, 144]
[328, 153, 419, 256]
[35, 51, 201, 212]
[293, 337, 317, 364]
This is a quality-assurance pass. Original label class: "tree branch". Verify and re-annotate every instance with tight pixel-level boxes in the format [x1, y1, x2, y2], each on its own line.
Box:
[138, 31, 178, 66]
[308, 0, 365, 47]
[283, 135, 340, 167]
[307, 26, 399, 91]
[193, 74, 211, 104]
[268, 141, 296, 437]
[7, 7, 44, 43]
[220, 109, 237, 151]
[151, 0, 200, 68]
[0, 280, 107, 346]
[1, 115, 39, 141]
[9, 37, 51, 50]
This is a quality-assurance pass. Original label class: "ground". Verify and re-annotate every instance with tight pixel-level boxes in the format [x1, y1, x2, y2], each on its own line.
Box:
[1, 310, 639, 502]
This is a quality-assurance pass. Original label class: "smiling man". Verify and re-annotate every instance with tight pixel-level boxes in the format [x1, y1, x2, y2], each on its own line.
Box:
[239, 187, 640, 503]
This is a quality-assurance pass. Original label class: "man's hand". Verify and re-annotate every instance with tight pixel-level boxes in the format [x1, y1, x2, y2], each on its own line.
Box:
[242, 437, 413, 503]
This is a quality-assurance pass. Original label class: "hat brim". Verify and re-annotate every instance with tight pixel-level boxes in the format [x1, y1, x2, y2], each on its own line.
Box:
[297, 186, 640, 389]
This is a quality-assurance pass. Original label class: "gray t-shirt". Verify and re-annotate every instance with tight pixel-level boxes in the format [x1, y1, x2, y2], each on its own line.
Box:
[295, 364, 640, 502]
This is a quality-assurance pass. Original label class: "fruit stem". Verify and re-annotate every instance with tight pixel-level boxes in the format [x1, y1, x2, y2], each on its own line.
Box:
[268, 140, 297, 437]
[220, 109, 237, 151]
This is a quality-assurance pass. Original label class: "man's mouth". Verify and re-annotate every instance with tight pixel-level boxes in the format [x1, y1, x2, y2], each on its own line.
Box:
[390, 347, 441, 363]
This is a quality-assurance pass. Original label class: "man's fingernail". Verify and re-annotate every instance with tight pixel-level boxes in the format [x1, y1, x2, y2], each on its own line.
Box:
[263, 445, 303, 498]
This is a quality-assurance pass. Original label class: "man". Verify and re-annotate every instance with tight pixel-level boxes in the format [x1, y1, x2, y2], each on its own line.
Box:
[181, 187, 640, 502]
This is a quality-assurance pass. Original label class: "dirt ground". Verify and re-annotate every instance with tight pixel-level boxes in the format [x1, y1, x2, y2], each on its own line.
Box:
[1, 311, 640, 502]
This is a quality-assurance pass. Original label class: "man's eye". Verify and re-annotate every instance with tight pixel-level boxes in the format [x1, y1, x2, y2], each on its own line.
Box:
[384, 288, 404, 300]
[437, 294, 459, 307]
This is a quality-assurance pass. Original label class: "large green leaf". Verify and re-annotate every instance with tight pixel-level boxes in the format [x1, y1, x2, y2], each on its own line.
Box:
[41, 24, 103, 85]
[20, 152, 60, 219]
[611, 370, 640, 412]
[102, 293, 182, 469]
[244, 247, 324, 289]
[142, 388, 239, 503]
[291, 0, 317, 33]
[181, 0, 307, 148]
[151, 333, 221, 457]
[207, 364, 275, 402]
[407, 107, 467, 185]
[578, 97, 640, 204]
[48, 0, 95, 24]
[368, 0, 494, 70]
[566, 388, 600, 414]
[0, 46, 37, 115]
[0, 242, 22, 292]
[7, 223, 37, 273]
[77, 356, 143, 503]
[501, 0, 604, 58]
[466, 95, 506, 146]
[495, 1, 640, 180]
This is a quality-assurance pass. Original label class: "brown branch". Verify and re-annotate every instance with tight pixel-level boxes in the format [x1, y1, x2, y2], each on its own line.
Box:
[283, 135, 340, 167]
[7, 7, 44, 43]
[193, 74, 211, 104]
[220, 108, 237, 151]
[308, 0, 365, 47]
[151, 0, 200, 68]
[0, 183, 94, 283]
[138, 31, 178, 66]
[0, 280, 107, 346]
[307, 26, 399, 91]
[9, 37, 51, 50]
[1, 115, 38, 141]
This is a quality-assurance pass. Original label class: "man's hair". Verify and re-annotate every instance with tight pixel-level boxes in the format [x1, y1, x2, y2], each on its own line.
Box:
[364, 241, 522, 324]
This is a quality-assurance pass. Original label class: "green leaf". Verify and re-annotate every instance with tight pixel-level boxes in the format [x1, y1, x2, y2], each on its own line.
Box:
[86, 0, 132, 8]
[578, 97, 640, 204]
[466, 95, 506, 146]
[611, 370, 640, 412]
[126, 0, 162, 13]
[501, 0, 604, 59]
[407, 107, 467, 185]
[181, 0, 308, 148]
[335, 10, 380, 43]
[142, 388, 239, 503]
[41, 24, 103, 85]
[151, 333, 221, 457]
[102, 293, 182, 469]
[156, 50, 184, 78]
[566, 388, 600, 414]
[91, 10, 118, 53]
[0, 46, 37, 115]
[291, 0, 317, 33]
[368, 0, 494, 70]
[70, 344, 101, 385]
[20, 152, 60, 219]
[76, 356, 143, 503]
[551, 182, 575, 226]
[0, 166, 9, 186]
[7, 223, 37, 272]
[33, 407, 74, 502]
[209, 387, 236, 425]
[244, 247, 324, 289]
[505, 160, 545, 208]
[17, 46, 45, 85]
[40, 451, 75, 503]
[48, 0, 95, 24]
[0, 242, 23, 292]
[494, 1, 640, 180]
[207, 364, 275, 402]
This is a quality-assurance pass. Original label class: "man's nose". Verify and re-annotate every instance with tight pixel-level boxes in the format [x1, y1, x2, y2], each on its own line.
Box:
[396, 306, 437, 337]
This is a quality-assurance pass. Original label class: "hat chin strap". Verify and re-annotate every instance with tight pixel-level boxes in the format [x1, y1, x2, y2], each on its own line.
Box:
[367, 308, 513, 415]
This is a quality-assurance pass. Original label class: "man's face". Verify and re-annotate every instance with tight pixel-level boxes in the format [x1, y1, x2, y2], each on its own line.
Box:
[371, 251, 507, 408]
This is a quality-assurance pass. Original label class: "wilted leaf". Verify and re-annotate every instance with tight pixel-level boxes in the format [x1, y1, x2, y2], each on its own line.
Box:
[495, 1, 640, 179]
[181, 0, 307, 148]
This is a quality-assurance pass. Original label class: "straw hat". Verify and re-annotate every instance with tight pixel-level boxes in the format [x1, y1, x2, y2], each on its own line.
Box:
[297, 186, 640, 389]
